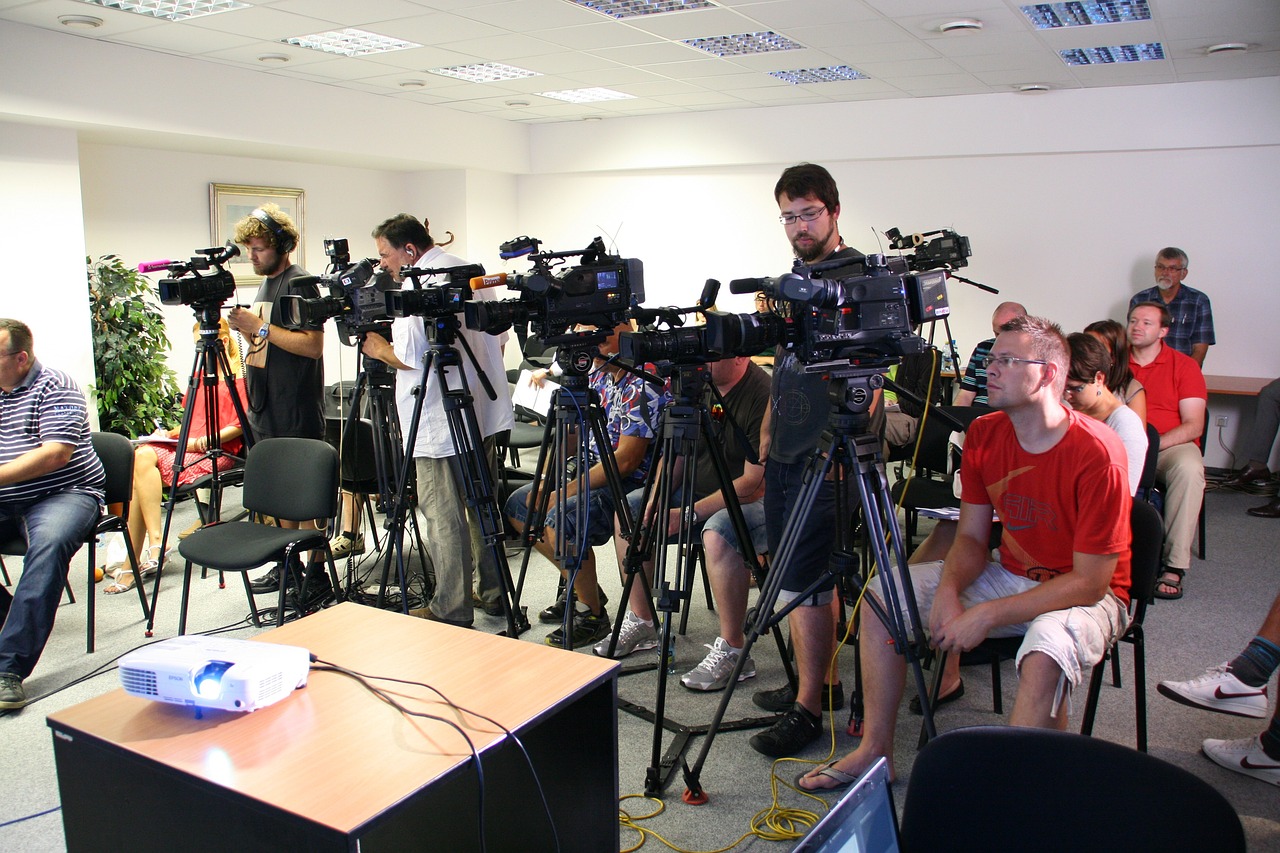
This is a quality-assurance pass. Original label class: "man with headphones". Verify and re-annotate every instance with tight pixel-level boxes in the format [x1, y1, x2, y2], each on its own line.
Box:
[227, 203, 327, 603]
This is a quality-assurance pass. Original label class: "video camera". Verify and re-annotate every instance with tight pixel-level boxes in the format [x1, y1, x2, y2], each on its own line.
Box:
[279, 239, 394, 345]
[154, 243, 240, 309]
[385, 263, 484, 318]
[464, 236, 643, 348]
[616, 279, 721, 367]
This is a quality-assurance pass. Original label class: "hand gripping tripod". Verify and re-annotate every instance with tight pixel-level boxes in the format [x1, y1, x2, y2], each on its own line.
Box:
[511, 336, 640, 651]
[146, 305, 254, 633]
[604, 362, 796, 796]
[681, 361, 937, 802]
[375, 311, 526, 637]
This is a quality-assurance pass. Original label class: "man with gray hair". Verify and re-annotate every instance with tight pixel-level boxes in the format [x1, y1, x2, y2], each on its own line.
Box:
[0, 319, 105, 709]
[1128, 247, 1214, 366]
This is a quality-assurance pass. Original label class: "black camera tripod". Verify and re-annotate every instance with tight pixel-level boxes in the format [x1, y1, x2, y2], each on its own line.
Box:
[145, 304, 254, 633]
[334, 342, 429, 601]
[511, 336, 642, 651]
[681, 362, 937, 802]
[375, 312, 526, 638]
[604, 361, 795, 796]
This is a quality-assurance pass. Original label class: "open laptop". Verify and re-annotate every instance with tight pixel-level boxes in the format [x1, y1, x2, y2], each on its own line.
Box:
[792, 757, 901, 853]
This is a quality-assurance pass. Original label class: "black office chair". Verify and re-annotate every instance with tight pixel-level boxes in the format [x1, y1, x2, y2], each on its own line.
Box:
[1135, 422, 1160, 501]
[0, 432, 148, 653]
[1197, 407, 1209, 559]
[175, 438, 341, 633]
[899, 726, 1245, 853]
[1079, 499, 1163, 752]
[324, 415, 385, 552]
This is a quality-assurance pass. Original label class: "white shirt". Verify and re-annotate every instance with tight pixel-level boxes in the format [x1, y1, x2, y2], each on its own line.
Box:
[391, 246, 514, 459]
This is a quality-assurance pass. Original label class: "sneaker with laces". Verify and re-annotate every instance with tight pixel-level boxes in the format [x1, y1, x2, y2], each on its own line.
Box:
[592, 611, 658, 658]
[1157, 663, 1269, 719]
[539, 587, 608, 624]
[0, 674, 27, 710]
[681, 637, 756, 691]
[749, 705, 822, 757]
[330, 532, 366, 558]
[546, 611, 611, 649]
[1202, 735, 1280, 787]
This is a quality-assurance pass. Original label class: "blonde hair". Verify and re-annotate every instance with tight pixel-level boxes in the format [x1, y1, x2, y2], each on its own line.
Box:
[232, 202, 299, 252]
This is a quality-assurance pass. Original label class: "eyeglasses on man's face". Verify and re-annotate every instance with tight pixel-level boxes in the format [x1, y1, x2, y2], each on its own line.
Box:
[983, 355, 1047, 370]
[1154, 263, 1186, 273]
[778, 207, 827, 226]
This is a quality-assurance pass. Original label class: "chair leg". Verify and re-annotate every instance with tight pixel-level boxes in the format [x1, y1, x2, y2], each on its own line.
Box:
[86, 540, 96, 654]
[1197, 495, 1207, 560]
[1133, 628, 1147, 752]
[0, 554, 10, 585]
[991, 656, 1003, 715]
[1110, 645, 1122, 688]
[239, 572, 263, 629]
[178, 560, 194, 636]
[1079, 653, 1110, 737]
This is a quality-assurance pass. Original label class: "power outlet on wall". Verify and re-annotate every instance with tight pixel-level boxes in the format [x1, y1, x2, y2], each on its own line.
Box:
[1216, 415, 1229, 427]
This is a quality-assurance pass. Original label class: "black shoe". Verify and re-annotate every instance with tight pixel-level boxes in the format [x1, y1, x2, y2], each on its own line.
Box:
[749, 705, 822, 757]
[538, 587, 608, 624]
[1247, 497, 1280, 518]
[545, 611, 611, 649]
[249, 566, 284, 595]
[909, 680, 966, 715]
[287, 565, 334, 612]
[472, 592, 505, 617]
[753, 681, 845, 713]
[0, 674, 26, 711]
[1221, 463, 1271, 490]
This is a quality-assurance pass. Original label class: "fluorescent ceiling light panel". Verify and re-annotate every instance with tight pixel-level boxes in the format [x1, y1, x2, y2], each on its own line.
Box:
[567, 0, 715, 19]
[1060, 42, 1164, 65]
[78, 0, 249, 21]
[769, 66, 868, 85]
[429, 62, 542, 83]
[538, 87, 635, 103]
[283, 28, 421, 57]
[1020, 1, 1151, 29]
[682, 32, 803, 57]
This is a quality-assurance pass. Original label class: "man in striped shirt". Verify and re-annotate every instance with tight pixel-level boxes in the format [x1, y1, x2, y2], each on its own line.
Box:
[0, 319, 104, 710]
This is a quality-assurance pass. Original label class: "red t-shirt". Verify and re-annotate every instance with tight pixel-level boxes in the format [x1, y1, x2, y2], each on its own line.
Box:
[1129, 344, 1207, 446]
[960, 407, 1132, 605]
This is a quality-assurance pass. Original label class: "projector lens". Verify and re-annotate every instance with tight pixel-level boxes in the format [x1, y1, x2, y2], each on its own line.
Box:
[193, 660, 233, 700]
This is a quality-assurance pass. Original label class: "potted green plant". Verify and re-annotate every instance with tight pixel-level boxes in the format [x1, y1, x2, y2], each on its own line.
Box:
[87, 254, 182, 436]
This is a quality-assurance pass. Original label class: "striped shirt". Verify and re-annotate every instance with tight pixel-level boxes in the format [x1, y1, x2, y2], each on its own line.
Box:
[0, 360, 105, 505]
[958, 338, 995, 406]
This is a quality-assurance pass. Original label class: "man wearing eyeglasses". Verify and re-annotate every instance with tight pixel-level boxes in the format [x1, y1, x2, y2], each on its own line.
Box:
[798, 315, 1131, 790]
[748, 163, 877, 757]
[0, 319, 105, 709]
[1127, 247, 1214, 367]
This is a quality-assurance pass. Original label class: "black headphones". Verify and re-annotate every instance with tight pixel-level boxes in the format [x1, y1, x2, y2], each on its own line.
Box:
[251, 207, 296, 254]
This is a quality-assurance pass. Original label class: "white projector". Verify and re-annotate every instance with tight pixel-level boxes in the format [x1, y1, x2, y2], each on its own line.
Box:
[119, 635, 311, 712]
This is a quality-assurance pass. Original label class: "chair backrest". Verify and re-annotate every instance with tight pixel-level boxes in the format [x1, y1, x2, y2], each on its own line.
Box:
[899, 726, 1245, 853]
[1128, 497, 1164, 608]
[242, 437, 339, 523]
[1136, 422, 1160, 500]
[905, 405, 989, 474]
[91, 431, 136, 515]
[323, 417, 384, 487]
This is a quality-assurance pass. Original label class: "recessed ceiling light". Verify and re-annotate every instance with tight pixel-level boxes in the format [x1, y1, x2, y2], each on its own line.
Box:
[398, 80, 427, 89]
[1206, 43, 1248, 55]
[1020, 2, 1151, 30]
[257, 53, 290, 64]
[58, 14, 104, 28]
[1017, 83, 1051, 94]
[539, 87, 634, 103]
[283, 28, 420, 57]
[1060, 43, 1164, 65]
[429, 62, 541, 83]
[682, 32, 803, 57]
[939, 19, 984, 34]
[568, 0, 715, 19]
[78, 0, 250, 22]
[769, 66, 869, 85]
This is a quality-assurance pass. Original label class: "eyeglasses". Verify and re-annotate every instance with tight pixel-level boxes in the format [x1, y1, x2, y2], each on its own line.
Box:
[778, 207, 827, 226]
[983, 355, 1047, 370]
[1064, 381, 1089, 394]
[0, 351, 22, 359]
[1154, 264, 1186, 273]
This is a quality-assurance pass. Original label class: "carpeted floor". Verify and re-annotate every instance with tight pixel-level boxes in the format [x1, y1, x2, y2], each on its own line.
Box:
[2, 477, 1278, 851]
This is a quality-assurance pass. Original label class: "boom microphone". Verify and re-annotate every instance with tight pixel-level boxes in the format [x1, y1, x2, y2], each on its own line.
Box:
[138, 259, 175, 274]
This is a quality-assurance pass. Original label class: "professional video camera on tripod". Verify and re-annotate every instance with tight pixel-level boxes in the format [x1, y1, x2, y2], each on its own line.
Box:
[465, 236, 652, 651]
[676, 236, 964, 801]
[135, 242, 253, 629]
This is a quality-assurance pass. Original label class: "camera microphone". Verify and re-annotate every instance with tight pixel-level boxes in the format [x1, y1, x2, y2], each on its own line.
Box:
[290, 275, 321, 287]
[470, 272, 509, 290]
[138, 259, 175, 274]
[729, 277, 769, 295]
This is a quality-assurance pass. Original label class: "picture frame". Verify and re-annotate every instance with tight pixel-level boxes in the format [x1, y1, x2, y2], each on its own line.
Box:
[209, 183, 305, 288]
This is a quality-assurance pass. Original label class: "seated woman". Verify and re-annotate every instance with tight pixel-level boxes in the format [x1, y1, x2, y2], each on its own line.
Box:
[1064, 333, 1147, 495]
[1084, 319, 1146, 425]
[106, 322, 246, 593]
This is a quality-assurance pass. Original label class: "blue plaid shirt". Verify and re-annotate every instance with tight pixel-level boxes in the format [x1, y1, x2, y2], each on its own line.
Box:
[1129, 284, 1215, 358]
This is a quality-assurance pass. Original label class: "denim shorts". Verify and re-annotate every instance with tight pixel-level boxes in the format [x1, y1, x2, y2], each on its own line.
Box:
[765, 459, 838, 606]
[624, 490, 766, 559]
[506, 481, 624, 548]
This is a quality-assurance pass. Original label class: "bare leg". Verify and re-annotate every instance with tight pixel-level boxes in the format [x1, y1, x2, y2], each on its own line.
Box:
[704, 530, 748, 647]
[613, 516, 656, 622]
[1009, 651, 1069, 730]
[790, 600, 835, 716]
[910, 526, 962, 696]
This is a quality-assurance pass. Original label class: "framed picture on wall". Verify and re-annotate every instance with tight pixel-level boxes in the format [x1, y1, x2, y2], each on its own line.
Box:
[209, 183, 305, 287]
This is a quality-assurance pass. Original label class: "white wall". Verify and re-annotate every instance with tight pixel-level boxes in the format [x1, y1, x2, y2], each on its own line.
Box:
[0, 121, 96, 410]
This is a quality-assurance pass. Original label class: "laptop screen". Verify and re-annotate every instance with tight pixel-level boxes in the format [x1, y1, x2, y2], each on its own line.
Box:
[792, 757, 901, 853]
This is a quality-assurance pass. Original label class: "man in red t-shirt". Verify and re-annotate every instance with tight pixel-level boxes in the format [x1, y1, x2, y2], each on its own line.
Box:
[1128, 301, 1207, 600]
[797, 315, 1131, 790]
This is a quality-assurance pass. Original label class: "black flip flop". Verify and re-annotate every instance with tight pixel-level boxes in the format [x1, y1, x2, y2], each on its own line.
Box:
[909, 680, 966, 715]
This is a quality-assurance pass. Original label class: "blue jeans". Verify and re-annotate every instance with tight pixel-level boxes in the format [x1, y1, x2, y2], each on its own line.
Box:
[0, 491, 100, 679]
[764, 459, 837, 605]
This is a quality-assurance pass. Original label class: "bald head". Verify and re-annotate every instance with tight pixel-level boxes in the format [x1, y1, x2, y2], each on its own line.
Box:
[991, 302, 1027, 335]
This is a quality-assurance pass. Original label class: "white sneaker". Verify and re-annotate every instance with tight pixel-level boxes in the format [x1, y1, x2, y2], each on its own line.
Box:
[680, 637, 756, 692]
[1157, 663, 1269, 718]
[592, 611, 658, 659]
[330, 532, 366, 558]
[1202, 735, 1280, 787]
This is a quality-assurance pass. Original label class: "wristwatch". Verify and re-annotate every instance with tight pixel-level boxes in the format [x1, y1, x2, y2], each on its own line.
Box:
[256, 324, 270, 342]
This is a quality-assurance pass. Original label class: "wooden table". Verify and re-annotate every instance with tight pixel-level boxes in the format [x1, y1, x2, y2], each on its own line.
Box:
[1204, 375, 1273, 396]
[47, 603, 619, 852]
